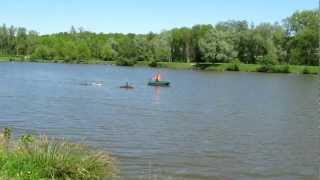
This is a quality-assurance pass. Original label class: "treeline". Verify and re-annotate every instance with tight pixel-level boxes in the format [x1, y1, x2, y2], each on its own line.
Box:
[0, 10, 318, 65]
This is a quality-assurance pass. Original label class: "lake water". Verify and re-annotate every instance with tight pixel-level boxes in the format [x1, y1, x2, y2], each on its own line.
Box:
[0, 62, 319, 180]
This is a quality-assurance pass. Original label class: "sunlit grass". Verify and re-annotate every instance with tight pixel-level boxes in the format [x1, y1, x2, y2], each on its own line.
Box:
[0, 57, 10, 61]
[150, 62, 319, 74]
[0, 128, 118, 180]
[2, 58, 319, 74]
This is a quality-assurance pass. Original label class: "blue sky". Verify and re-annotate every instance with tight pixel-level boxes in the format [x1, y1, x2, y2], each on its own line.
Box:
[0, 0, 317, 34]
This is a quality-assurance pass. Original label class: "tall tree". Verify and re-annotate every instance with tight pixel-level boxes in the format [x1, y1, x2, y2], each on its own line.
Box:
[199, 29, 237, 63]
[284, 10, 319, 65]
[191, 24, 213, 63]
[0, 9, 317, 66]
[152, 31, 171, 61]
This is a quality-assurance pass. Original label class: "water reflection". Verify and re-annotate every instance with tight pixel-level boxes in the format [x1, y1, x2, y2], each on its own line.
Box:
[153, 86, 161, 104]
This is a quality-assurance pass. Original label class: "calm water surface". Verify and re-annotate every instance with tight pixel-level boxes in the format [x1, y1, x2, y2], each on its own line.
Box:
[0, 62, 319, 180]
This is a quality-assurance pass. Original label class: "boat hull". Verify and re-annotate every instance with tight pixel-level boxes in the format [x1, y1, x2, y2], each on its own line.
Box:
[148, 81, 170, 86]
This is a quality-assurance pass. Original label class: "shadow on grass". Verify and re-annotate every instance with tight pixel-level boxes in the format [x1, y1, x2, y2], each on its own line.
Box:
[193, 63, 217, 70]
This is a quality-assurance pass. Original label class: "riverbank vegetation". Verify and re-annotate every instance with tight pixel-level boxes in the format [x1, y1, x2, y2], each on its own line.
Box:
[0, 10, 318, 71]
[0, 128, 117, 179]
[133, 61, 318, 74]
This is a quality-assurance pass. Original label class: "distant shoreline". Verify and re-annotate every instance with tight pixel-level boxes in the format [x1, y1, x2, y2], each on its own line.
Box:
[1, 57, 318, 75]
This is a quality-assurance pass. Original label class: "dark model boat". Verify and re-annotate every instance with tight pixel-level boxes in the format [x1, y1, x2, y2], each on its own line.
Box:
[148, 80, 170, 86]
[120, 82, 134, 89]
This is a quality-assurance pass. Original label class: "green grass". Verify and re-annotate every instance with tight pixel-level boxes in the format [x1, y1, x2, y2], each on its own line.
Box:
[157, 62, 194, 69]
[0, 128, 118, 180]
[0, 56, 11, 61]
[0, 56, 108, 64]
[3, 58, 319, 74]
[35, 59, 108, 65]
[141, 61, 319, 74]
[135, 61, 193, 69]
[135, 61, 150, 66]
[0, 56, 25, 61]
[288, 65, 319, 74]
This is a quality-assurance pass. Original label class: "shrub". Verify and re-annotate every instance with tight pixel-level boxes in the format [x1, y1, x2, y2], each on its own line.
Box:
[226, 59, 240, 71]
[148, 60, 158, 67]
[256, 53, 281, 73]
[256, 64, 273, 73]
[257, 53, 279, 66]
[0, 129, 118, 180]
[226, 63, 239, 71]
[193, 63, 212, 70]
[302, 67, 311, 74]
[274, 65, 290, 73]
[115, 57, 136, 66]
[256, 65, 290, 73]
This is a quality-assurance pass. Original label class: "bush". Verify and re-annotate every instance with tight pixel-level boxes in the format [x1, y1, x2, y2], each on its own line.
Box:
[226, 63, 239, 71]
[256, 65, 290, 73]
[302, 67, 311, 74]
[257, 53, 279, 66]
[193, 63, 212, 70]
[274, 65, 290, 73]
[256, 64, 273, 73]
[0, 129, 118, 179]
[115, 57, 136, 66]
[148, 60, 158, 67]
[226, 59, 240, 71]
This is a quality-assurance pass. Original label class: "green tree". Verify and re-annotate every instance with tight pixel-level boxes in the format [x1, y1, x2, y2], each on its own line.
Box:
[15, 27, 28, 56]
[76, 41, 91, 62]
[0, 25, 8, 55]
[99, 42, 117, 61]
[26, 30, 38, 56]
[32, 45, 49, 59]
[191, 24, 213, 63]
[0, 9, 317, 66]
[134, 36, 154, 61]
[152, 31, 171, 61]
[284, 10, 319, 65]
[199, 29, 237, 63]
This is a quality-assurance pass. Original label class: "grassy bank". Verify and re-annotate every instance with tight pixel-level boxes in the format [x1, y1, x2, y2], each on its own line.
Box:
[133, 61, 319, 74]
[0, 128, 117, 179]
[2, 57, 318, 74]
[0, 56, 107, 64]
[0, 56, 14, 61]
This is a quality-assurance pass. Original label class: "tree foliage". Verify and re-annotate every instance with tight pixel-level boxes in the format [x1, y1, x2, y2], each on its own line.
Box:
[199, 29, 237, 63]
[0, 10, 318, 66]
